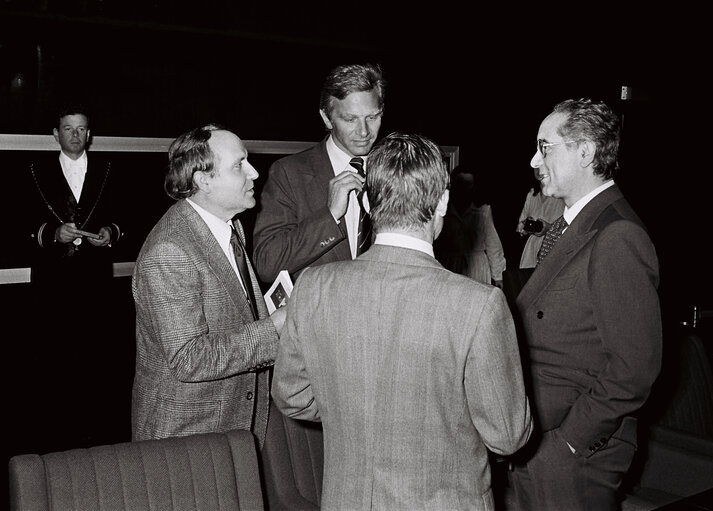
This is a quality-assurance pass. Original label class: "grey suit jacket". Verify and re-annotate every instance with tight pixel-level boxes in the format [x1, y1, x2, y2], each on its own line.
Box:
[252, 139, 351, 283]
[131, 199, 279, 445]
[273, 244, 533, 510]
[516, 184, 662, 456]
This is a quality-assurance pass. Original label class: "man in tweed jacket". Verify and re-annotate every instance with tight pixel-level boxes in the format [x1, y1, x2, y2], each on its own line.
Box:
[132, 125, 285, 447]
[273, 133, 533, 510]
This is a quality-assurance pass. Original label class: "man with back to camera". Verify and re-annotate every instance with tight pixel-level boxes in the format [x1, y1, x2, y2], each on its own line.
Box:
[252, 63, 385, 283]
[272, 132, 533, 510]
[131, 124, 286, 446]
[508, 98, 662, 510]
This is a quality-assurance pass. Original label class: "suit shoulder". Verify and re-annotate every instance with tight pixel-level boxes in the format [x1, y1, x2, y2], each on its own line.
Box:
[594, 198, 649, 235]
[272, 142, 323, 168]
[436, 267, 498, 294]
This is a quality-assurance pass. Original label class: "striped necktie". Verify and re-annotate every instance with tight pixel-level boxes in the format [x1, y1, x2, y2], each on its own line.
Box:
[350, 157, 372, 255]
[536, 215, 568, 265]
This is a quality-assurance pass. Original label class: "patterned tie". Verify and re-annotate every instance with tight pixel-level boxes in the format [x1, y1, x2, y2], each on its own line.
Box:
[536, 215, 568, 265]
[230, 226, 258, 319]
[350, 157, 372, 254]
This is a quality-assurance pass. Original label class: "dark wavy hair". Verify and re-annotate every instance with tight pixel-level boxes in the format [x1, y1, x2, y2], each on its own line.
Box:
[57, 102, 90, 126]
[319, 63, 386, 119]
[552, 98, 621, 180]
[164, 124, 224, 200]
[367, 132, 449, 232]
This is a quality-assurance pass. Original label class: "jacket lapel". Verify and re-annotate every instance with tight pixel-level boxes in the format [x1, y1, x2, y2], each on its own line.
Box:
[232, 218, 269, 319]
[175, 200, 247, 315]
[517, 185, 622, 310]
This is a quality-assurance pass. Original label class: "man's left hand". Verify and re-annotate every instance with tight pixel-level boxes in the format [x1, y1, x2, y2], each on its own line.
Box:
[87, 226, 112, 247]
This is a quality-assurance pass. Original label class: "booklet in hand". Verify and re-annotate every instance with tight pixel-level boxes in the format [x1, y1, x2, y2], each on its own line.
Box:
[263, 269, 293, 314]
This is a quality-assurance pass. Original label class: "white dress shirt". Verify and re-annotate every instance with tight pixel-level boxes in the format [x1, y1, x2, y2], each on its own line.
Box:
[59, 150, 87, 202]
[325, 135, 366, 259]
[186, 199, 248, 294]
[562, 180, 615, 231]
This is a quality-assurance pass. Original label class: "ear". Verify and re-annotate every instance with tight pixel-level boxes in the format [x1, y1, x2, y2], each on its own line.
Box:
[192, 170, 211, 193]
[436, 189, 449, 217]
[319, 109, 333, 130]
[53, 128, 59, 143]
[579, 140, 596, 168]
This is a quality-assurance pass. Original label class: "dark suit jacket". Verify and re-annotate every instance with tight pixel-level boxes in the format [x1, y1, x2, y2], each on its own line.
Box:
[516, 184, 662, 457]
[131, 199, 279, 445]
[273, 244, 532, 510]
[252, 139, 350, 283]
[27, 152, 120, 284]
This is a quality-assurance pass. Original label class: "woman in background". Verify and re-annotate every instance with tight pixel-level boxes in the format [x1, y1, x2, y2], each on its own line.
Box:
[516, 168, 565, 269]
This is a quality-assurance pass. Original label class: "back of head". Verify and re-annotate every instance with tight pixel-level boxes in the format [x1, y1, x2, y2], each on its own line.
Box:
[367, 132, 449, 232]
[319, 63, 386, 118]
[165, 123, 224, 200]
[552, 98, 621, 180]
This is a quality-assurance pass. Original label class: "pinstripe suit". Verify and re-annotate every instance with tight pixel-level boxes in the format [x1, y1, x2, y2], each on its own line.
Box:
[273, 243, 533, 510]
[510, 184, 662, 510]
[131, 199, 279, 445]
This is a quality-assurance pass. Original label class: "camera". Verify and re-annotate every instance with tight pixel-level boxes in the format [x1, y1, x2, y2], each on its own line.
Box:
[523, 218, 544, 234]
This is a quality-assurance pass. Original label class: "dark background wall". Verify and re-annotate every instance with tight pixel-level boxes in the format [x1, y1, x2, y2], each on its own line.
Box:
[2, 1, 710, 310]
[1, 2, 711, 503]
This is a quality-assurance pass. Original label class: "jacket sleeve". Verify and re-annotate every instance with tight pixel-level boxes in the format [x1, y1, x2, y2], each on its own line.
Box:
[133, 239, 280, 382]
[252, 158, 346, 283]
[559, 220, 662, 456]
[271, 271, 321, 421]
[465, 287, 533, 455]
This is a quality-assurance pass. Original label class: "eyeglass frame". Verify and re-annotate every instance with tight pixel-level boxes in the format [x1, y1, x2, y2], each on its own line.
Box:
[537, 139, 581, 157]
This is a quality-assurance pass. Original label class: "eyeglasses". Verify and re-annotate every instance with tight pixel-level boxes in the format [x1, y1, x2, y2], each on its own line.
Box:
[537, 139, 580, 157]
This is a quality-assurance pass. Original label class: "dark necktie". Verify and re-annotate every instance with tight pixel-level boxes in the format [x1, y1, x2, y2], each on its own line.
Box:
[537, 215, 568, 265]
[350, 157, 372, 255]
[230, 226, 258, 319]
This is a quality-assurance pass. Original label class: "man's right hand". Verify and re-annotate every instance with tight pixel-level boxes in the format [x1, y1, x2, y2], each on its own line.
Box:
[54, 222, 82, 244]
[328, 171, 365, 221]
[270, 306, 287, 335]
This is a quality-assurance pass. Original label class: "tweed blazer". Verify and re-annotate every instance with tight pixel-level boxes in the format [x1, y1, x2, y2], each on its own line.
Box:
[273, 244, 533, 510]
[131, 199, 279, 445]
[252, 138, 351, 283]
[516, 184, 662, 456]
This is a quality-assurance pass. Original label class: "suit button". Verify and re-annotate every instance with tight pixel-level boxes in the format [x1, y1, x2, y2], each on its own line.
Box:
[537, 311, 544, 319]
[246, 392, 253, 400]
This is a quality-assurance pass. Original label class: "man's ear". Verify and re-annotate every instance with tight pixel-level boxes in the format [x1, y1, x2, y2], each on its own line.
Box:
[436, 189, 449, 217]
[579, 140, 596, 168]
[193, 170, 210, 193]
[53, 128, 59, 143]
[319, 109, 333, 130]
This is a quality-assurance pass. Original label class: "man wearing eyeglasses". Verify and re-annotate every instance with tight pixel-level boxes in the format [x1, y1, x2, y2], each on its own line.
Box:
[508, 98, 662, 510]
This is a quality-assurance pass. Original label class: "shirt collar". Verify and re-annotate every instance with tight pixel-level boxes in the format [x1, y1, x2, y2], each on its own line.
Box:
[326, 135, 367, 176]
[59, 150, 87, 172]
[186, 198, 233, 249]
[374, 232, 434, 257]
[563, 180, 615, 225]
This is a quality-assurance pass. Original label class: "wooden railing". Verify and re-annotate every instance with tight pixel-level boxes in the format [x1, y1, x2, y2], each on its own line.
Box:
[0, 134, 459, 284]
